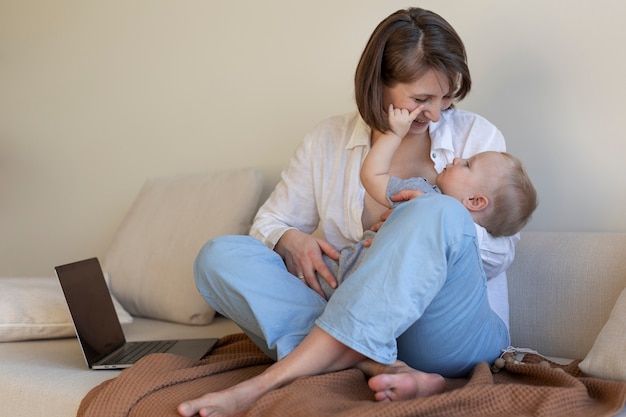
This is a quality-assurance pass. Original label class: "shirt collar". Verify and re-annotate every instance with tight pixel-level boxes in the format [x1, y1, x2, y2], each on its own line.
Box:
[343, 109, 457, 153]
[346, 113, 371, 150]
[428, 109, 455, 153]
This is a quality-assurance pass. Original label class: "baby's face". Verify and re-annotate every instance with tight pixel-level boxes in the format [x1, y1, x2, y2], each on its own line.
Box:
[436, 152, 507, 202]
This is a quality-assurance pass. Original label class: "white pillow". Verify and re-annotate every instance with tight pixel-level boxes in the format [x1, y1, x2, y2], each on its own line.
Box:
[579, 287, 626, 381]
[0, 277, 132, 342]
[103, 168, 263, 325]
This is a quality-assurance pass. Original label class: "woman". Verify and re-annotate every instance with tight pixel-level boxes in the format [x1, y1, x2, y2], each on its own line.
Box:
[179, 7, 517, 417]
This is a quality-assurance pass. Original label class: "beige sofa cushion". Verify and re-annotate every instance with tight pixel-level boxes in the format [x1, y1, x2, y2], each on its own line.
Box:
[0, 276, 131, 342]
[508, 232, 626, 359]
[103, 168, 263, 325]
[579, 287, 626, 381]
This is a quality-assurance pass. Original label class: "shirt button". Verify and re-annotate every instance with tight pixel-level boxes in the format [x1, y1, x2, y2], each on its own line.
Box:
[431, 152, 437, 159]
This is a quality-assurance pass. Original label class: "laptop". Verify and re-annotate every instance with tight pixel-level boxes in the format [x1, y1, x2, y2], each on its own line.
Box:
[55, 257, 218, 370]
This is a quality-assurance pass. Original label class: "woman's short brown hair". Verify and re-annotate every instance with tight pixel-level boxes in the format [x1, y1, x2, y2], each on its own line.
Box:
[355, 7, 471, 132]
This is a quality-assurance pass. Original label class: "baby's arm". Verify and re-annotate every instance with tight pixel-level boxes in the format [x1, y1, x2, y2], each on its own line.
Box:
[360, 104, 422, 207]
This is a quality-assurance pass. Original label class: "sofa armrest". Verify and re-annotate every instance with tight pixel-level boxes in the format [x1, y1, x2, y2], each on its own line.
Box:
[508, 231, 626, 359]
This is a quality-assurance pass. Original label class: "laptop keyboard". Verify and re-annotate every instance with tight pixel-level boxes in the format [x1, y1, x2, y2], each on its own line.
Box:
[102, 340, 176, 365]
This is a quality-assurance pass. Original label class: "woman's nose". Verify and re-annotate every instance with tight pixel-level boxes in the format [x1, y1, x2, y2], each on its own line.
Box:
[423, 101, 442, 123]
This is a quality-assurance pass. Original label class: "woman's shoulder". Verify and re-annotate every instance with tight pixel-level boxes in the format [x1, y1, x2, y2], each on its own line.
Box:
[308, 111, 363, 133]
[303, 111, 370, 148]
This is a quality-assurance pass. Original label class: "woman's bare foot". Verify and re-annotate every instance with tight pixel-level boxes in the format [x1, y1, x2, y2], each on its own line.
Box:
[177, 376, 270, 417]
[357, 359, 446, 402]
[178, 327, 364, 416]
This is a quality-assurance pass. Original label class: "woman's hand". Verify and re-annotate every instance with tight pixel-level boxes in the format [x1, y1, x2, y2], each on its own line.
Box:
[274, 229, 339, 299]
[363, 189, 426, 248]
[390, 189, 425, 203]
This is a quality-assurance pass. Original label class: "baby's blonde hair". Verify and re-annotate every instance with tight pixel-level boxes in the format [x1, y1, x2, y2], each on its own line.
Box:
[482, 153, 538, 237]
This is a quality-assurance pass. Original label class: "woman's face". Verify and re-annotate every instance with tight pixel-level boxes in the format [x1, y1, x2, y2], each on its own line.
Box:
[382, 69, 453, 135]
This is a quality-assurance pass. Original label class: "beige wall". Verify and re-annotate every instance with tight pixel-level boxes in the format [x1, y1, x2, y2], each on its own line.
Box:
[2, 0, 625, 276]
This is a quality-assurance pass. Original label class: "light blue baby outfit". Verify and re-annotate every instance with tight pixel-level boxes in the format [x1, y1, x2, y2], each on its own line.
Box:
[194, 193, 509, 378]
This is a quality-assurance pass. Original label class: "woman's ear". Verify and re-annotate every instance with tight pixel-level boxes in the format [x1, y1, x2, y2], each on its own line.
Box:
[462, 194, 489, 212]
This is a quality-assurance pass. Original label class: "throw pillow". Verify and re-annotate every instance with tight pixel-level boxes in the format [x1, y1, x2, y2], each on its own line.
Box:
[579, 286, 626, 381]
[103, 168, 263, 325]
[0, 276, 132, 342]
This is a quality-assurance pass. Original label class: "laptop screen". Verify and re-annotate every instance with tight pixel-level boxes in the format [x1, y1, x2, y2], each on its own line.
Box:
[56, 258, 126, 366]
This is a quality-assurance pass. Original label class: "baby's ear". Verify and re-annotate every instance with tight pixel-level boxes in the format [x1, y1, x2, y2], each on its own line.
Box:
[463, 194, 489, 212]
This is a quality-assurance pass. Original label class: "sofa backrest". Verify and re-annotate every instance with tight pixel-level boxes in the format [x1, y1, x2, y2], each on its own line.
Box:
[508, 231, 626, 359]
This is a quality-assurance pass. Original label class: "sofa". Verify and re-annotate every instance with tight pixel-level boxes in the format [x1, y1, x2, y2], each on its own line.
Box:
[1, 168, 625, 416]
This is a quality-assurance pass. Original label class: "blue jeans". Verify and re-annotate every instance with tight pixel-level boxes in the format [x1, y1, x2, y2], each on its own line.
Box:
[194, 194, 509, 378]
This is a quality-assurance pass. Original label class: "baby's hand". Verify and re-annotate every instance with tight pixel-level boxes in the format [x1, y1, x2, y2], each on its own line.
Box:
[387, 104, 423, 138]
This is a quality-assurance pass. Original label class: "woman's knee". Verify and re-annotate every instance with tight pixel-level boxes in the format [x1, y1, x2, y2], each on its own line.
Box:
[196, 236, 231, 276]
[194, 235, 259, 285]
[410, 193, 467, 216]
[391, 194, 474, 236]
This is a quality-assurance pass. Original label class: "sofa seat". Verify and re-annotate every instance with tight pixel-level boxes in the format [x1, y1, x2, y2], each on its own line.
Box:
[0, 316, 241, 416]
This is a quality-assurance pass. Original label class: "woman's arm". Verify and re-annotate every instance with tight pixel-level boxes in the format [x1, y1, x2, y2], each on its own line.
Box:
[250, 137, 319, 249]
[249, 129, 339, 297]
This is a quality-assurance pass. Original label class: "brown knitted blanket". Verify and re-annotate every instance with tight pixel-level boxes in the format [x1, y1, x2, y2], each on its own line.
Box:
[78, 333, 626, 417]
